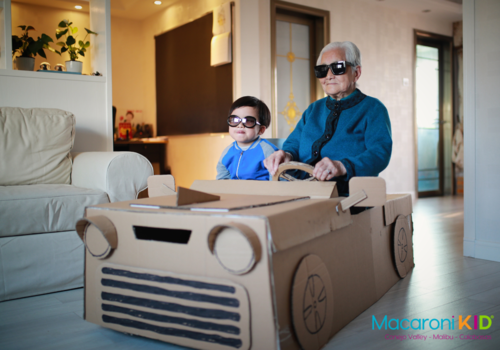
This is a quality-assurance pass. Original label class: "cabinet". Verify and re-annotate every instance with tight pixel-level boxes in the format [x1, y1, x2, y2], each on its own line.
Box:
[114, 140, 169, 175]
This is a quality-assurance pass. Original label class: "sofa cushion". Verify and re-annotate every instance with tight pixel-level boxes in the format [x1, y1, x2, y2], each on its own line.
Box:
[0, 107, 75, 185]
[0, 185, 109, 237]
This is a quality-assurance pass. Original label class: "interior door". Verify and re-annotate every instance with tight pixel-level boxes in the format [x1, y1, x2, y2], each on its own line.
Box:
[415, 33, 452, 198]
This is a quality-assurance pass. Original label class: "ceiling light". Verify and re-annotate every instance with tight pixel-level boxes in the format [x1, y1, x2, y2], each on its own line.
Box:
[154, 1, 162, 4]
[75, 5, 82, 10]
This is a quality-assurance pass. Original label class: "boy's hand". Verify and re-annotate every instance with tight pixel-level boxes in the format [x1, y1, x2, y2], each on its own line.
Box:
[264, 150, 293, 176]
[313, 157, 346, 181]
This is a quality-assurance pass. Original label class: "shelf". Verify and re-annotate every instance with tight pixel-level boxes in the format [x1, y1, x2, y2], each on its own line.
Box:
[0, 69, 106, 83]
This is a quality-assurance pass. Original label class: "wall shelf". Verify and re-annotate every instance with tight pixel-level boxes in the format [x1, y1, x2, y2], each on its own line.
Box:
[0, 0, 113, 153]
[0, 69, 106, 83]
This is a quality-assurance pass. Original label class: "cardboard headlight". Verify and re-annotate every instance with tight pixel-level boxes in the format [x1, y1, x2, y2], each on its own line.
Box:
[208, 223, 262, 275]
[76, 216, 117, 259]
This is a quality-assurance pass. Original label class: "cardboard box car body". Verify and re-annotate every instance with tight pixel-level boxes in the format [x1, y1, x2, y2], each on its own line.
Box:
[77, 177, 414, 350]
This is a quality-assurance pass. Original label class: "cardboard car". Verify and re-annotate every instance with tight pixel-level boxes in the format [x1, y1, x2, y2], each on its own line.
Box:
[76, 167, 414, 350]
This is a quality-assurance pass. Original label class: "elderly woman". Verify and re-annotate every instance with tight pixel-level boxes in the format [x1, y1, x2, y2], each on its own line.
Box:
[264, 41, 392, 195]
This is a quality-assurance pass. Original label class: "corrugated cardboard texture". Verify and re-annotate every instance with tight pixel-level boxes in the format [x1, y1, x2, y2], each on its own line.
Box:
[147, 175, 176, 197]
[383, 194, 412, 225]
[176, 187, 221, 206]
[129, 193, 307, 212]
[265, 198, 351, 252]
[80, 180, 414, 350]
[83, 209, 277, 350]
[349, 177, 387, 207]
[272, 198, 413, 349]
[191, 180, 337, 199]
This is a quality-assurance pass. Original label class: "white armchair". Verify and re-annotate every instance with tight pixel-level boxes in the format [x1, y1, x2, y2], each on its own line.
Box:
[0, 107, 153, 301]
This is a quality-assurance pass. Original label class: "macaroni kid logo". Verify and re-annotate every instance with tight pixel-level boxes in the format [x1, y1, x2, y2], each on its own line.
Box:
[372, 314, 495, 341]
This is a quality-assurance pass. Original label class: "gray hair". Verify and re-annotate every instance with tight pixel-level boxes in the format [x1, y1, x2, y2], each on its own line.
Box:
[316, 41, 362, 72]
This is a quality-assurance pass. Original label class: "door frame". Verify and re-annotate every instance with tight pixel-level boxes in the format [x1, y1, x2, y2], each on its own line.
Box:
[413, 30, 453, 198]
[270, 0, 330, 138]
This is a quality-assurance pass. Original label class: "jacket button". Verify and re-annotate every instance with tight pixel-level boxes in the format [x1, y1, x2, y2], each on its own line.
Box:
[325, 135, 330, 139]
[313, 151, 318, 156]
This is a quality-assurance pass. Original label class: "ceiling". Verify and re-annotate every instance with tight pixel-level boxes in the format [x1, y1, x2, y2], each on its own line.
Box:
[12, 0, 462, 22]
[12, 0, 179, 21]
[359, 0, 462, 22]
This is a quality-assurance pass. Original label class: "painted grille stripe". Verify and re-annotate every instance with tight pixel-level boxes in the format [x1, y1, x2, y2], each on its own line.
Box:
[103, 315, 243, 349]
[102, 292, 240, 321]
[101, 279, 239, 307]
[102, 267, 236, 294]
[102, 304, 240, 335]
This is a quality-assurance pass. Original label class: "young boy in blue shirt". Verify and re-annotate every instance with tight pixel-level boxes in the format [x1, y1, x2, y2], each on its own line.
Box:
[216, 96, 278, 181]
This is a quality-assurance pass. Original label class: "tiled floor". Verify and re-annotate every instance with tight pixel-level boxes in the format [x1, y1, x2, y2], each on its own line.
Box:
[1, 196, 499, 349]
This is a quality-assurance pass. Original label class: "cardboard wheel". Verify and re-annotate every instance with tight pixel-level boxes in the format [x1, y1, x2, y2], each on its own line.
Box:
[272, 161, 317, 182]
[291, 254, 334, 350]
[393, 215, 413, 278]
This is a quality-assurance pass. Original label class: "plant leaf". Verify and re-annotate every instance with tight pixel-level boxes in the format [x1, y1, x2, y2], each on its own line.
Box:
[78, 40, 84, 47]
[41, 34, 53, 43]
[38, 48, 47, 59]
[58, 20, 68, 28]
[66, 36, 76, 46]
[18, 25, 26, 30]
[78, 50, 85, 57]
[85, 28, 98, 35]
[85, 41, 90, 48]
[56, 41, 66, 47]
[56, 29, 68, 39]
[26, 26, 35, 31]
[61, 47, 68, 53]
[72, 27, 78, 35]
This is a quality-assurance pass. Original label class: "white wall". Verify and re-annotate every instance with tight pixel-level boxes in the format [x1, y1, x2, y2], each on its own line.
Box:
[463, 0, 500, 262]
[121, 0, 454, 194]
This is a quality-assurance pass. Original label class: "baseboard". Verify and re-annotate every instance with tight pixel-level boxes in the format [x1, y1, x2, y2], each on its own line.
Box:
[474, 240, 500, 263]
[463, 239, 475, 257]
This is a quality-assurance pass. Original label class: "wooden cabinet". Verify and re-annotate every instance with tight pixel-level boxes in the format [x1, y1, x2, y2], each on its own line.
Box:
[114, 140, 169, 175]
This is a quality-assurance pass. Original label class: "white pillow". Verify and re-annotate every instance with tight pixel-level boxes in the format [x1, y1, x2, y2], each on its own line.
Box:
[0, 107, 75, 185]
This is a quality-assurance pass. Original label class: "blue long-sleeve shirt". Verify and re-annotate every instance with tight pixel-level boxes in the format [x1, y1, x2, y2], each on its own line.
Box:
[217, 137, 279, 181]
[282, 89, 392, 195]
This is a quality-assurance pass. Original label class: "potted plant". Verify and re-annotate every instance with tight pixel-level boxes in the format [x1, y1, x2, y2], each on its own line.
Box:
[55, 19, 97, 74]
[12, 25, 57, 71]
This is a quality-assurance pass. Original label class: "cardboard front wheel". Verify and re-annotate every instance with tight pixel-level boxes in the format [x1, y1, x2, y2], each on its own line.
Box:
[393, 215, 414, 278]
[272, 161, 317, 182]
[291, 254, 334, 350]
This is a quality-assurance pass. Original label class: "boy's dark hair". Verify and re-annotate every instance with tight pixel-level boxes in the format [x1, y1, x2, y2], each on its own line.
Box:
[228, 96, 271, 128]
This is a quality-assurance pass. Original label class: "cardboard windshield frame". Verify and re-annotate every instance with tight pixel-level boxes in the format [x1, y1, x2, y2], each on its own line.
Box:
[78, 177, 414, 350]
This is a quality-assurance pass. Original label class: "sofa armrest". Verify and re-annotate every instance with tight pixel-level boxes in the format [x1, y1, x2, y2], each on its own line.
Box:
[71, 152, 154, 202]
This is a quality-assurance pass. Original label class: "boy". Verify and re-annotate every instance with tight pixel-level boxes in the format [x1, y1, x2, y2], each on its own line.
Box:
[216, 96, 278, 181]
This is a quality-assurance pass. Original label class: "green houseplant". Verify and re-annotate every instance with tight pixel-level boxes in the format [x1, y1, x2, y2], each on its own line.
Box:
[12, 25, 56, 71]
[55, 19, 97, 74]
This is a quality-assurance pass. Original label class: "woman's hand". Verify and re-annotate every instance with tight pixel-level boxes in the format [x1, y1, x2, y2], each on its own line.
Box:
[264, 150, 293, 176]
[313, 157, 346, 181]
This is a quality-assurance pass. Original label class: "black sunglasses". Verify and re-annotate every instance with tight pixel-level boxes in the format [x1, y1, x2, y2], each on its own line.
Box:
[314, 61, 355, 78]
[227, 115, 261, 128]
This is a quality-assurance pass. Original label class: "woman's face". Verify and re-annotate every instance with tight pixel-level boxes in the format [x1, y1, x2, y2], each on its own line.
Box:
[319, 48, 361, 100]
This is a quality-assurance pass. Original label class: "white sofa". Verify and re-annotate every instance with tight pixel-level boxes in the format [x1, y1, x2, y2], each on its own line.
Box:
[0, 107, 154, 301]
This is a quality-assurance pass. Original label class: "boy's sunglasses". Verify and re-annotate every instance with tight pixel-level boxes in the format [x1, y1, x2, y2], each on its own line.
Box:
[314, 61, 354, 78]
[227, 116, 261, 128]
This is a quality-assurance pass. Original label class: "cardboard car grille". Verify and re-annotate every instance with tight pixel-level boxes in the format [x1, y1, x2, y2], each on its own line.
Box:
[97, 264, 250, 349]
